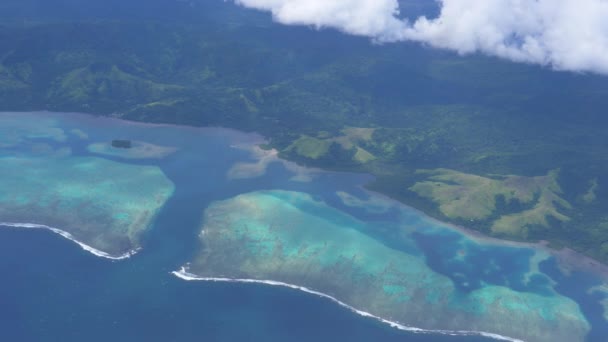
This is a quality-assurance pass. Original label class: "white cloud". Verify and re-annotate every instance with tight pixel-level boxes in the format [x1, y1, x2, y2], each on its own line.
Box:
[234, 0, 408, 41]
[232, 0, 608, 75]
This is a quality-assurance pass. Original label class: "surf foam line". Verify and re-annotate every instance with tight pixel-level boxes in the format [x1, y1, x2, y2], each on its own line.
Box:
[172, 267, 523, 342]
[0, 222, 139, 260]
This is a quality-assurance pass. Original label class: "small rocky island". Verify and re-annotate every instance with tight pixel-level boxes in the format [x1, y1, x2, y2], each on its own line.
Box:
[111, 139, 132, 149]
[89, 139, 177, 160]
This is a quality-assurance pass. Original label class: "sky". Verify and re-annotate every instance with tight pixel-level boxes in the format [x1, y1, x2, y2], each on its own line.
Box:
[232, 0, 608, 75]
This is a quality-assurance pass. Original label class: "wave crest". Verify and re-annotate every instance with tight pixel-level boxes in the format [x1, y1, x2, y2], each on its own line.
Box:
[172, 267, 523, 342]
[0, 222, 139, 260]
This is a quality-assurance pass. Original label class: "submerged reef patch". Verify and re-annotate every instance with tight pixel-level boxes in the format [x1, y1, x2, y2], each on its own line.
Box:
[184, 190, 589, 342]
[0, 113, 67, 148]
[0, 156, 174, 256]
[0, 112, 175, 257]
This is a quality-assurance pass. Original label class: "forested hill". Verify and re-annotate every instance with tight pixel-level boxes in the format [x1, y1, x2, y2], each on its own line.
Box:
[2, 0, 608, 262]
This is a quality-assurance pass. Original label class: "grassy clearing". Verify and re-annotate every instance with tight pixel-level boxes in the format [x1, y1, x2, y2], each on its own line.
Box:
[286, 127, 377, 163]
[410, 169, 571, 239]
[287, 135, 332, 159]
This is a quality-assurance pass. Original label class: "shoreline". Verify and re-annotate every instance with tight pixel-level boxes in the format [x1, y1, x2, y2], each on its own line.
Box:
[353, 186, 608, 282]
[171, 267, 523, 342]
[0, 222, 139, 260]
[58, 110, 608, 279]
[7, 110, 607, 280]
[51, 111, 267, 145]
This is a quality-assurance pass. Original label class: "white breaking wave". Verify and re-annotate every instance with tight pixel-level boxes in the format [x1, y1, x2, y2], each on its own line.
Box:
[172, 267, 524, 342]
[0, 222, 140, 260]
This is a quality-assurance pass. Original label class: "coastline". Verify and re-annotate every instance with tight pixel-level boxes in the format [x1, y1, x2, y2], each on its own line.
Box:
[37, 110, 608, 280]
[50, 111, 267, 145]
[0, 222, 140, 260]
[550, 246, 608, 282]
[353, 186, 608, 282]
[1, 111, 604, 340]
[7, 110, 607, 280]
[171, 267, 523, 342]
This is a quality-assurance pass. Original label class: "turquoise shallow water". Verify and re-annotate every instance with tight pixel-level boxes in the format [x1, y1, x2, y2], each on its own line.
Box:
[185, 190, 588, 341]
[0, 112, 175, 256]
[0, 111, 606, 341]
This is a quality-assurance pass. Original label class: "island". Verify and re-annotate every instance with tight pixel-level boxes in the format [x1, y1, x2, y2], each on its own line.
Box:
[88, 140, 177, 160]
[111, 139, 132, 149]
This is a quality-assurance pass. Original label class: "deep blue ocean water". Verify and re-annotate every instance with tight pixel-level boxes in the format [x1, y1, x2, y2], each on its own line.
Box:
[0, 229, 491, 342]
[0, 112, 606, 341]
